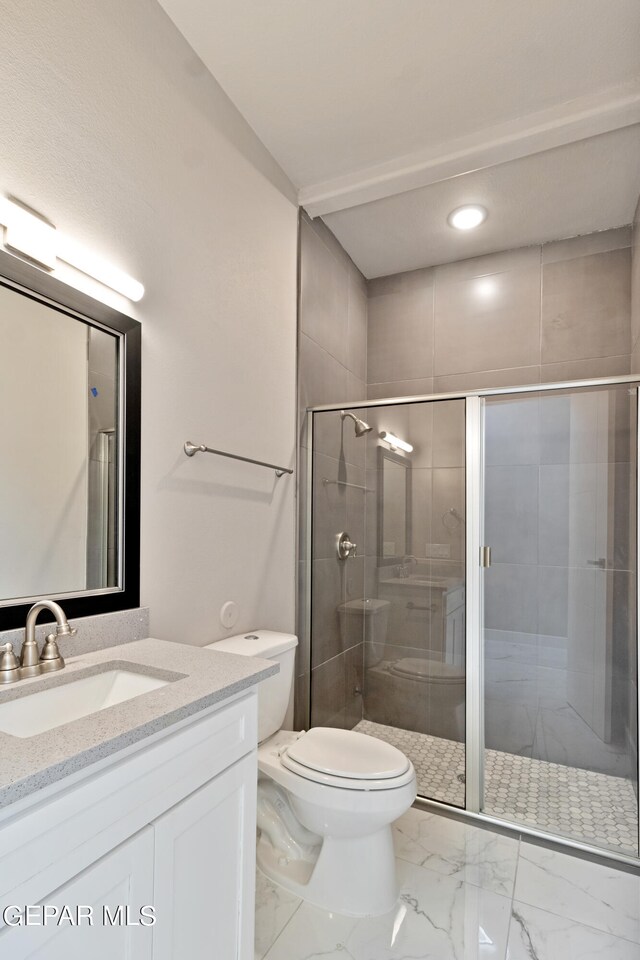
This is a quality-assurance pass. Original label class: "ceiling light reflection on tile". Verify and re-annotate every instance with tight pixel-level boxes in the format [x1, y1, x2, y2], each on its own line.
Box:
[475, 277, 498, 299]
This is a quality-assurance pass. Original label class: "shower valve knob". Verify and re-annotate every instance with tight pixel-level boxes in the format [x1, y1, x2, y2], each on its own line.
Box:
[336, 532, 357, 560]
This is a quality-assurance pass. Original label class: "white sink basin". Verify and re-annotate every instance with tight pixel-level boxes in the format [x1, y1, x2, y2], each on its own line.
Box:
[0, 669, 169, 738]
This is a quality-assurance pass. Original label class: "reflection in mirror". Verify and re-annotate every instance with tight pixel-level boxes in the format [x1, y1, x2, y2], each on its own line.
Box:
[377, 446, 411, 561]
[0, 282, 119, 603]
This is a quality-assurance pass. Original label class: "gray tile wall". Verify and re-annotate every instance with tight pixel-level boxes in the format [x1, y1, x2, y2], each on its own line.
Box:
[367, 227, 632, 398]
[482, 388, 636, 779]
[299, 221, 636, 759]
[297, 212, 368, 729]
[630, 196, 640, 794]
[364, 226, 635, 773]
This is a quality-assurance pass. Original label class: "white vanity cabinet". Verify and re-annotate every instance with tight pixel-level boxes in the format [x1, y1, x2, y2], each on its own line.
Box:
[3, 828, 155, 960]
[0, 691, 259, 960]
[153, 753, 256, 960]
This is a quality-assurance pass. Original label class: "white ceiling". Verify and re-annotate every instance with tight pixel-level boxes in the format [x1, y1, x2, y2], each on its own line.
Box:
[157, 0, 640, 276]
[324, 125, 640, 277]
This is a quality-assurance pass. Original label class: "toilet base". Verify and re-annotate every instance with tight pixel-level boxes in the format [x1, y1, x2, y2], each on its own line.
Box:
[257, 825, 398, 917]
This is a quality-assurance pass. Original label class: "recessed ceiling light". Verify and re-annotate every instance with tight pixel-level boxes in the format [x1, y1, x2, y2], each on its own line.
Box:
[447, 205, 488, 231]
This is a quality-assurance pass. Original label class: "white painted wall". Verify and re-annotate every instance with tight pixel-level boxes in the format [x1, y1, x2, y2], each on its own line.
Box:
[0, 0, 298, 643]
[0, 286, 88, 599]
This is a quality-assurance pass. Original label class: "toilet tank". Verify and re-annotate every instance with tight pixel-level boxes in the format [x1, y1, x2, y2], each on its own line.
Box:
[206, 630, 297, 743]
[338, 599, 389, 663]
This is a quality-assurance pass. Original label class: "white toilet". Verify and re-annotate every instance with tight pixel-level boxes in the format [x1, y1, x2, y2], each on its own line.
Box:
[208, 630, 417, 917]
[339, 598, 465, 739]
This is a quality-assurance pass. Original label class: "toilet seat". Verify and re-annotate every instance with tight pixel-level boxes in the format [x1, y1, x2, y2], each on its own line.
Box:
[389, 657, 465, 683]
[280, 727, 413, 791]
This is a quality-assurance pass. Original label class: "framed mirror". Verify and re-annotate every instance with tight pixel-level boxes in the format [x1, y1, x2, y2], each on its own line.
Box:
[0, 250, 141, 629]
[377, 445, 412, 564]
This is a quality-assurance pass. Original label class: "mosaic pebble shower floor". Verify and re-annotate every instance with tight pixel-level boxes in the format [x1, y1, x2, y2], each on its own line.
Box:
[355, 719, 638, 857]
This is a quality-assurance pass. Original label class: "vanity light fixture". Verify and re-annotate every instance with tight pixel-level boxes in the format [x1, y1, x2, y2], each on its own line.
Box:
[0, 198, 56, 270]
[0, 196, 144, 301]
[56, 235, 145, 302]
[379, 431, 413, 453]
[447, 204, 487, 231]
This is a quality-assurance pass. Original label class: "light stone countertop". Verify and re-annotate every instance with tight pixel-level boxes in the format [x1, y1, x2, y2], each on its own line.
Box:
[378, 575, 463, 591]
[0, 637, 277, 808]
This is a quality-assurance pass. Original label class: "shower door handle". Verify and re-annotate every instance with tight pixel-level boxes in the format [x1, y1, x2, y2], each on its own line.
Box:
[587, 558, 606, 569]
[480, 546, 492, 568]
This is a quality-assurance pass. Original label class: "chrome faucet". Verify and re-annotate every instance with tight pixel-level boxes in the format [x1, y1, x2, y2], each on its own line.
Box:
[19, 600, 75, 678]
[398, 556, 417, 578]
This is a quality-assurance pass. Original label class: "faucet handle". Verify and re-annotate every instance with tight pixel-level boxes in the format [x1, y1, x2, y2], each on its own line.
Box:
[40, 634, 65, 673]
[0, 643, 20, 684]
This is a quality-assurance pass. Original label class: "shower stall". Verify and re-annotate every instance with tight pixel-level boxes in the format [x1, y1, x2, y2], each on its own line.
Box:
[303, 376, 639, 864]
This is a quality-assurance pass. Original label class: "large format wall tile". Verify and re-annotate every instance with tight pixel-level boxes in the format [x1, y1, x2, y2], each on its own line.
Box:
[367, 269, 434, 383]
[347, 267, 368, 382]
[485, 464, 539, 564]
[485, 562, 539, 634]
[434, 365, 541, 393]
[298, 334, 348, 434]
[300, 216, 349, 367]
[312, 453, 347, 559]
[537, 564, 568, 638]
[367, 377, 433, 400]
[310, 558, 343, 666]
[434, 264, 541, 376]
[541, 248, 631, 364]
[312, 406, 367, 468]
[541, 354, 630, 383]
[485, 396, 540, 466]
[435, 244, 541, 283]
[542, 226, 631, 264]
[538, 465, 570, 566]
[432, 399, 466, 467]
[310, 642, 363, 728]
[632, 200, 640, 353]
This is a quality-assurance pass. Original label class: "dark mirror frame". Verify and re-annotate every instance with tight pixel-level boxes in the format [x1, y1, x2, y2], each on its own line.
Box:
[0, 249, 141, 630]
[376, 445, 412, 565]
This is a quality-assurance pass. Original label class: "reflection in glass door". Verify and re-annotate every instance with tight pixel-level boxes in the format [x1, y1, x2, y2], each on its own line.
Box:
[309, 398, 467, 807]
[480, 385, 639, 857]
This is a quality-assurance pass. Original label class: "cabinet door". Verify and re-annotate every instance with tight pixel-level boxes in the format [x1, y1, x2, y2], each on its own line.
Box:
[153, 751, 257, 960]
[0, 827, 154, 960]
[445, 603, 465, 666]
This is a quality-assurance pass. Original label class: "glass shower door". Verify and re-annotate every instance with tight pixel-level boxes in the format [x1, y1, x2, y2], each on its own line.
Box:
[309, 398, 467, 808]
[480, 384, 639, 856]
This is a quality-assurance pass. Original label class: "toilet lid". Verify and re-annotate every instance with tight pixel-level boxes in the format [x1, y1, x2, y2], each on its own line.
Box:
[284, 727, 410, 780]
[390, 657, 465, 683]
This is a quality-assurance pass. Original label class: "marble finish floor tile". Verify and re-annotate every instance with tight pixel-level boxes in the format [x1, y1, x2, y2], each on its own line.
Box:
[392, 806, 519, 898]
[514, 842, 640, 944]
[255, 869, 302, 960]
[355, 720, 638, 856]
[262, 859, 512, 959]
[508, 900, 640, 960]
[256, 806, 639, 960]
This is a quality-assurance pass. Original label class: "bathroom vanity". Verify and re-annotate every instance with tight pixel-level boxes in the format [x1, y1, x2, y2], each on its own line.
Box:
[0, 638, 276, 959]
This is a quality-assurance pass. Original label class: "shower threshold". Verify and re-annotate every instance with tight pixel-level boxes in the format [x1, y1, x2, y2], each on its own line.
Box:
[355, 719, 638, 858]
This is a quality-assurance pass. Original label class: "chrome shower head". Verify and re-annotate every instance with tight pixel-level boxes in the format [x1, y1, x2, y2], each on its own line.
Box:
[340, 410, 372, 437]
